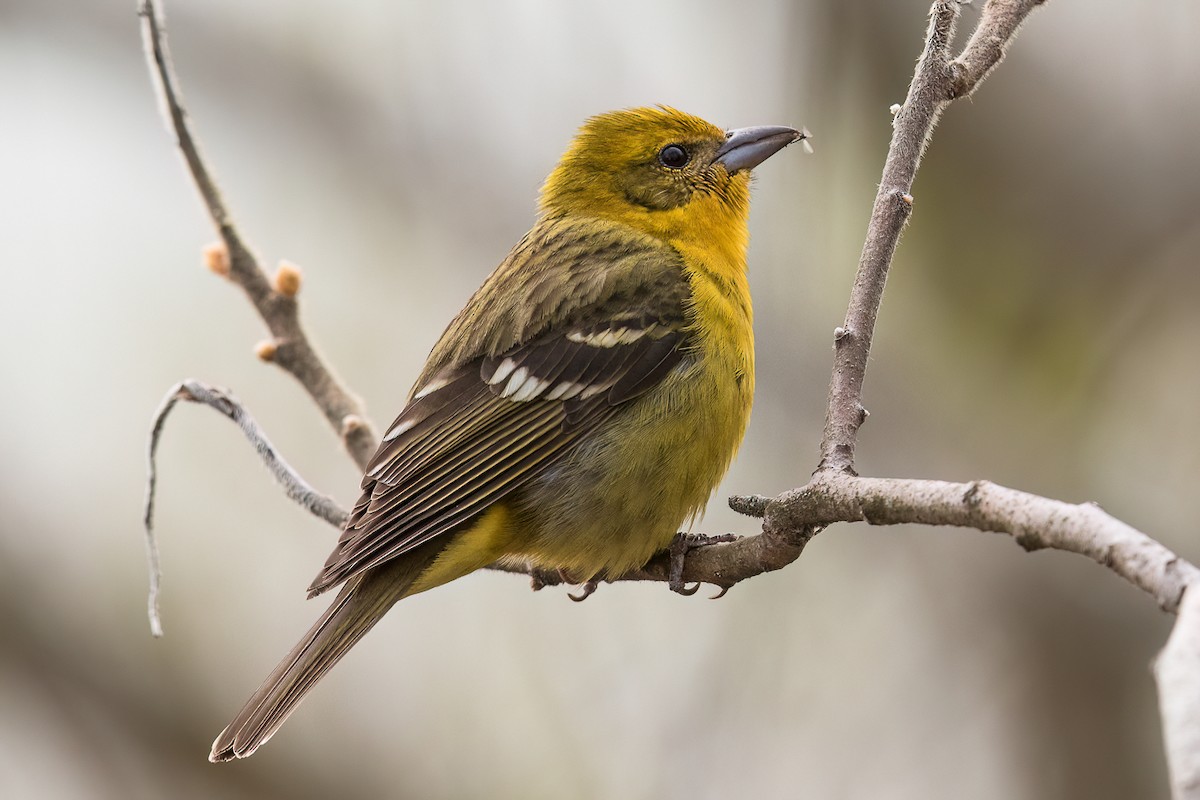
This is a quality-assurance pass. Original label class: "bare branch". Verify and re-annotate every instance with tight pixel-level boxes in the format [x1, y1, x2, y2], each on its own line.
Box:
[139, 0, 1197, 614]
[138, 380, 814, 598]
[608, 472, 1199, 608]
[1157, 588, 1200, 799]
[143, 380, 1199, 613]
[798, 3, 1200, 790]
[950, 0, 1046, 99]
[510, 474, 1200, 615]
[819, 0, 1044, 473]
[143, 380, 348, 635]
[138, 0, 378, 470]
[760, 475, 1198, 612]
[140, 1, 1200, 789]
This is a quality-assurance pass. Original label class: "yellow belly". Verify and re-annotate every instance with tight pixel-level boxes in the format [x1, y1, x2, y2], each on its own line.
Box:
[414, 259, 755, 585]
[511, 333, 753, 579]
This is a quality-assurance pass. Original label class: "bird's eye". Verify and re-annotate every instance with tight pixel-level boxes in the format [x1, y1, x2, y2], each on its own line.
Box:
[658, 144, 690, 169]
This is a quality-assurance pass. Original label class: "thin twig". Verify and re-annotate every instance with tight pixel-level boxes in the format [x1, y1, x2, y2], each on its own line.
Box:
[138, 0, 378, 469]
[818, 0, 1044, 474]
[949, 0, 1046, 99]
[143, 380, 348, 636]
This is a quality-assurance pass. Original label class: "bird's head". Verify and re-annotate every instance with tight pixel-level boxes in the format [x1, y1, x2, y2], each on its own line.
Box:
[539, 106, 804, 252]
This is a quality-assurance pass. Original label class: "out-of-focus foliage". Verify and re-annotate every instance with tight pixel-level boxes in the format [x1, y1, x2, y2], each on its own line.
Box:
[1, 1, 1197, 797]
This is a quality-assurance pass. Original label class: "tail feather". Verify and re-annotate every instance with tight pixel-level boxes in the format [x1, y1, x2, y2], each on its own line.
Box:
[209, 544, 443, 762]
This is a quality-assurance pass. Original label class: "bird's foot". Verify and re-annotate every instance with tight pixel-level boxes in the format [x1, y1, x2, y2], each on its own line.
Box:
[558, 568, 600, 602]
[568, 576, 600, 602]
[668, 532, 739, 596]
[528, 564, 573, 592]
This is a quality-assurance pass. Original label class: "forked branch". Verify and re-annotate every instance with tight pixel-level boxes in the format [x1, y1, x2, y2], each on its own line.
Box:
[819, 0, 1045, 474]
[140, 1, 1199, 794]
[139, 0, 377, 469]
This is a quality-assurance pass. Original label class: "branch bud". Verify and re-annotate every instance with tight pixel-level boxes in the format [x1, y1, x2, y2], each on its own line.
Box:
[341, 414, 367, 436]
[254, 339, 279, 362]
[202, 241, 231, 278]
[272, 260, 303, 297]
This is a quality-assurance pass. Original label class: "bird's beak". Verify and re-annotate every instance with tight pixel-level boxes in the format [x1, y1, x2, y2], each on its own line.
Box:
[714, 125, 808, 173]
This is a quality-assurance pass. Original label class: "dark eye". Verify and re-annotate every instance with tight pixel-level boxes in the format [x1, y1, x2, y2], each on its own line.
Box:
[658, 144, 690, 169]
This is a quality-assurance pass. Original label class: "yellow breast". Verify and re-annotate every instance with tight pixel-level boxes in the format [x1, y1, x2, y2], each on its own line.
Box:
[505, 236, 755, 579]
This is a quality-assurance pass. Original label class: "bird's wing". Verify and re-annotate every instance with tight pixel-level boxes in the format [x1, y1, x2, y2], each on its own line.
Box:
[307, 223, 691, 597]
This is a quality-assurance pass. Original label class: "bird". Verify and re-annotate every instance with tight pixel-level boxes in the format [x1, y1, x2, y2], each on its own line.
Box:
[210, 106, 805, 761]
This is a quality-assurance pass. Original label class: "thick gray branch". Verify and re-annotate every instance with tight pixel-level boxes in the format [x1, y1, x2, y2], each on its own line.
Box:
[756, 475, 1199, 612]
[1158, 587, 1200, 799]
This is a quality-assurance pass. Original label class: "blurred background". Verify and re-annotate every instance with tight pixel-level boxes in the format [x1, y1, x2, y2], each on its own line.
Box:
[2, 0, 1198, 797]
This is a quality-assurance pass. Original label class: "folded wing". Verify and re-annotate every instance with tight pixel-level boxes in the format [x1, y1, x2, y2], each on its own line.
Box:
[307, 314, 685, 597]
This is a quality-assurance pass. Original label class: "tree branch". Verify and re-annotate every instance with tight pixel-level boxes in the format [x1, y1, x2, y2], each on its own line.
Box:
[143, 385, 1198, 616]
[738, 476, 1199, 612]
[143, 380, 348, 635]
[139, 0, 1061, 595]
[949, 0, 1046, 99]
[1158, 587, 1200, 797]
[819, 0, 1044, 474]
[141, 1, 1200, 792]
[139, 0, 378, 470]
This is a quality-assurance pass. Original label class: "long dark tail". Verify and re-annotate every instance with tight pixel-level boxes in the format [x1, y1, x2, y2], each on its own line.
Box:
[209, 545, 441, 761]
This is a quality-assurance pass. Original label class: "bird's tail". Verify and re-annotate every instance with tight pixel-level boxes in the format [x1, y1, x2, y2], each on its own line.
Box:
[209, 543, 442, 762]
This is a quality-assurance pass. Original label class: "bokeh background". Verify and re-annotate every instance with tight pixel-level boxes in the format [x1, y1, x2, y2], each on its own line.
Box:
[2, 0, 1198, 797]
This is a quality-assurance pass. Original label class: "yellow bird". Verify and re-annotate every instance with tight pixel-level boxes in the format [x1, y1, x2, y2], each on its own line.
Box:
[210, 106, 804, 761]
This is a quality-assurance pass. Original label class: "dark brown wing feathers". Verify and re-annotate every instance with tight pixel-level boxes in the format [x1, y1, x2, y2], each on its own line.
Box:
[307, 322, 686, 597]
[608, 335, 682, 404]
[307, 221, 692, 598]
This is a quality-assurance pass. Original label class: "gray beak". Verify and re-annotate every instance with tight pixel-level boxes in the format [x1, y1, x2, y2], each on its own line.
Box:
[714, 125, 807, 173]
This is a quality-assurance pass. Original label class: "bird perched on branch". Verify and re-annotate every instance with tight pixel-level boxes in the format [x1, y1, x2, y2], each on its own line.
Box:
[210, 106, 806, 761]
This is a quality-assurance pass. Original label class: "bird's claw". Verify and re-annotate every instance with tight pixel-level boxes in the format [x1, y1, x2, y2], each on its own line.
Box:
[668, 532, 739, 595]
[568, 578, 599, 602]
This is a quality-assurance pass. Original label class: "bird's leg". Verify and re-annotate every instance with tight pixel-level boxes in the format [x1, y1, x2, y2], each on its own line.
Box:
[668, 532, 739, 596]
